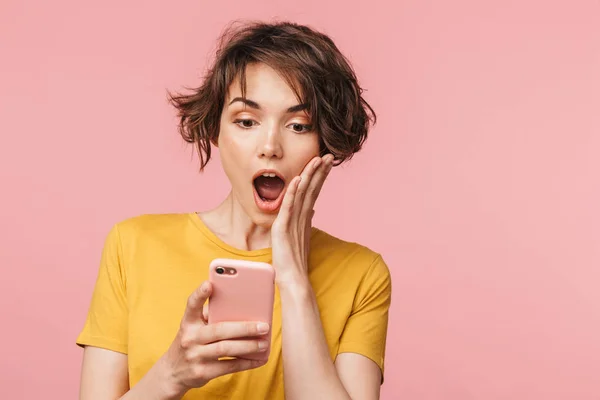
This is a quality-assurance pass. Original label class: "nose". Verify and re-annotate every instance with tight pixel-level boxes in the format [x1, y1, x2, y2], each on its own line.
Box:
[257, 123, 283, 159]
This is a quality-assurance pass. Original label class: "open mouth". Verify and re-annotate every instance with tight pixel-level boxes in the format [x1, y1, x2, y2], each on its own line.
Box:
[252, 170, 286, 212]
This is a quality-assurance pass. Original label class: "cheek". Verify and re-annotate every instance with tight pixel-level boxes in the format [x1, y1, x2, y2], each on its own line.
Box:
[288, 136, 320, 171]
[217, 131, 238, 174]
[298, 135, 321, 158]
[217, 128, 253, 182]
[218, 128, 244, 160]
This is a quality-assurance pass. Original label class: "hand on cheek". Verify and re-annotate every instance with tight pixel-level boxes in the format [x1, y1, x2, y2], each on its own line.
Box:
[270, 154, 335, 287]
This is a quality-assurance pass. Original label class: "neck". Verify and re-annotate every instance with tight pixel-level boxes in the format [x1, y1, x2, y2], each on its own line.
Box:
[198, 190, 272, 251]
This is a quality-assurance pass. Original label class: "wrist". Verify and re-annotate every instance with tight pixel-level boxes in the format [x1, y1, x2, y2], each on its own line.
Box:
[277, 276, 315, 304]
[276, 273, 311, 294]
[154, 355, 187, 400]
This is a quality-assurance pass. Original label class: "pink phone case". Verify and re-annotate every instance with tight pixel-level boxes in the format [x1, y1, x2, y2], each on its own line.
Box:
[208, 258, 275, 361]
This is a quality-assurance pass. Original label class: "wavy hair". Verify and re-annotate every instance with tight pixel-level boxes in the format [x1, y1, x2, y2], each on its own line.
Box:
[167, 20, 376, 171]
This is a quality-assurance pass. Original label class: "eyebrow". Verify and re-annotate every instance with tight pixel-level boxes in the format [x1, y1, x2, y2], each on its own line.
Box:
[228, 97, 309, 113]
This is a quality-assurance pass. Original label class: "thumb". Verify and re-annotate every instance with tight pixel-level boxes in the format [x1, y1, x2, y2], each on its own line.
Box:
[203, 302, 209, 322]
[183, 281, 212, 323]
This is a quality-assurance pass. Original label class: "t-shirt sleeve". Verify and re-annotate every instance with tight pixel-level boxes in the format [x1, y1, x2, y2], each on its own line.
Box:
[337, 254, 392, 379]
[76, 224, 128, 354]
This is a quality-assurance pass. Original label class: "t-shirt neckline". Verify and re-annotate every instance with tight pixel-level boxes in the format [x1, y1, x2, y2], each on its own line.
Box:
[188, 212, 272, 258]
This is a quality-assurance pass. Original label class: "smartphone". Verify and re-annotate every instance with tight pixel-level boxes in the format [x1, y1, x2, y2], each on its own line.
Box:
[208, 258, 275, 361]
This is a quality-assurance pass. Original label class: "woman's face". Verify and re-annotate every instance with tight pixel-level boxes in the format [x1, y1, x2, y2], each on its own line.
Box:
[218, 63, 321, 228]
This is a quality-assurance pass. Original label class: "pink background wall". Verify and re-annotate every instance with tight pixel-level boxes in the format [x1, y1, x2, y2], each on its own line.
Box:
[1, 0, 599, 398]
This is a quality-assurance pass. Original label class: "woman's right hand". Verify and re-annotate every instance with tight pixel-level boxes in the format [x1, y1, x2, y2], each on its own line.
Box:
[160, 281, 270, 397]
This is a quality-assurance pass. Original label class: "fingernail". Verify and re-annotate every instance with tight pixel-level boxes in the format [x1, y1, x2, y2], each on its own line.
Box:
[258, 340, 269, 350]
[257, 323, 270, 334]
[201, 282, 208, 293]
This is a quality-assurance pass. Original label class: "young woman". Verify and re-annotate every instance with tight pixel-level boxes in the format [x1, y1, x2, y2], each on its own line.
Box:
[77, 20, 392, 400]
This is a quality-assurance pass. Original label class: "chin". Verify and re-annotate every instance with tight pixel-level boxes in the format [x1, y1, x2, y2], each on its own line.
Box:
[251, 212, 277, 229]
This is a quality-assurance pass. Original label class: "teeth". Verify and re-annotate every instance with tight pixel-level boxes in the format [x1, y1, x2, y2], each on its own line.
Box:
[261, 173, 277, 178]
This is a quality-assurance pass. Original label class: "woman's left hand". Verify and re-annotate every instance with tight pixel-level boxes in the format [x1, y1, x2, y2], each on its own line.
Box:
[271, 154, 335, 287]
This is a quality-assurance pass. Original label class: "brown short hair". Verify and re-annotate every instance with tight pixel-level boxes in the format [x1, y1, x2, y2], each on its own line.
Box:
[167, 20, 376, 171]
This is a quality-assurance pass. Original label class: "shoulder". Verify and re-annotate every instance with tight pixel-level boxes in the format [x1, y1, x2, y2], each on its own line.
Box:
[310, 227, 391, 285]
[115, 212, 190, 229]
[110, 212, 193, 244]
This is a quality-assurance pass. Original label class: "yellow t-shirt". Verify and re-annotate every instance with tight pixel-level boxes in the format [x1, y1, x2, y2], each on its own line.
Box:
[77, 213, 392, 399]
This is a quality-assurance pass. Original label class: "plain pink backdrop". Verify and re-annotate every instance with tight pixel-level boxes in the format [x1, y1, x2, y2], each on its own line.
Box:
[1, 0, 599, 398]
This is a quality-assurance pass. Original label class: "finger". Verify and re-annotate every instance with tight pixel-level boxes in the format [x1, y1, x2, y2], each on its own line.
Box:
[277, 176, 301, 228]
[183, 281, 212, 324]
[199, 321, 270, 344]
[203, 303, 209, 322]
[295, 156, 323, 207]
[200, 339, 270, 360]
[300, 154, 334, 219]
[201, 358, 267, 380]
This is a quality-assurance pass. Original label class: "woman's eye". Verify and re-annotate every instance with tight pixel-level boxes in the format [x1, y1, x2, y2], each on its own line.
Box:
[289, 123, 312, 133]
[234, 119, 257, 129]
